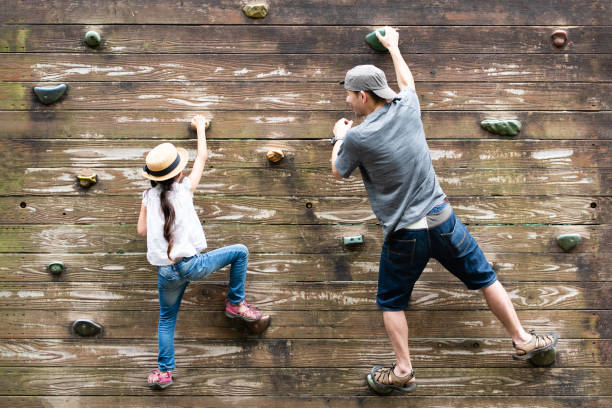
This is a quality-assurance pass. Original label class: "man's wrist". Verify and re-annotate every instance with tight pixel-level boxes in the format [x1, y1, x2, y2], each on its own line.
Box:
[330, 135, 345, 145]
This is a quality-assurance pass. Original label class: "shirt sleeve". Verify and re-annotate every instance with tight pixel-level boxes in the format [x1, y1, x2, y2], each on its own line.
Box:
[334, 130, 360, 178]
[141, 189, 148, 207]
[181, 176, 192, 192]
[397, 87, 420, 111]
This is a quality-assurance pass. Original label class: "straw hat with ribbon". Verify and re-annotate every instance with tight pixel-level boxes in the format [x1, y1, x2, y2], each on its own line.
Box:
[142, 142, 189, 181]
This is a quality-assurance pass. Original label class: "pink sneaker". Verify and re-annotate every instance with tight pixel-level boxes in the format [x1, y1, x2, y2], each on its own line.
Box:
[147, 368, 173, 390]
[225, 300, 261, 322]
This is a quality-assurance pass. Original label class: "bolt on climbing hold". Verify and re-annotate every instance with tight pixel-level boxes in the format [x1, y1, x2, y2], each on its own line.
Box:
[190, 118, 211, 131]
[343, 235, 364, 245]
[85, 30, 101, 47]
[77, 173, 97, 188]
[243, 2, 268, 18]
[33, 84, 67, 105]
[551, 30, 568, 47]
[365, 29, 387, 51]
[72, 319, 103, 337]
[480, 119, 522, 136]
[556, 233, 581, 251]
[266, 148, 284, 163]
[48, 261, 65, 275]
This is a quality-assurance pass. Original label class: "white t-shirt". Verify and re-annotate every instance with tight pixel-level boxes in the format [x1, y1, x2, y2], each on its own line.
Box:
[142, 177, 207, 266]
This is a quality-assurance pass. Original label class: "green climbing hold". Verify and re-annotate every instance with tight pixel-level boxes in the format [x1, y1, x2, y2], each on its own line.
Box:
[243, 3, 268, 18]
[48, 261, 64, 275]
[33, 84, 67, 105]
[556, 234, 581, 251]
[85, 30, 101, 47]
[529, 348, 556, 367]
[365, 29, 386, 51]
[480, 119, 522, 136]
[344, 235, 364, 245]
[72, 319, 102, 337]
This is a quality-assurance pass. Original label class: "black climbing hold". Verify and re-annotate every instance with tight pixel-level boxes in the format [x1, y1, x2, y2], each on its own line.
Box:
[480, 119, 521, 136]
[72, 319, 103, 337]
[48, 261, 65, 275]
[365, 29, 386, 51]
[556, 234, 581, 251]
[33, 84, 67, 105]
[85, 30, 101, 48]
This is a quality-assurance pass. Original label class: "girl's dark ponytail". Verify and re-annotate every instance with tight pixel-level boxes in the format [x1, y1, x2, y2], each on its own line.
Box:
[151, 178, 177, 261]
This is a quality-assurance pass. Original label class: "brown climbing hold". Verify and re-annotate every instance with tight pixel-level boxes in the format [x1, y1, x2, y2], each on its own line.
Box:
[551, 30, 567, 47]
[266, 148, 284, 163]
[243, 2, 268, 18]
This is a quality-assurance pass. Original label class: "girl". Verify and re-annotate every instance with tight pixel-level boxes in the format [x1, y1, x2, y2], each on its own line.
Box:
[138, 115, 270, 390]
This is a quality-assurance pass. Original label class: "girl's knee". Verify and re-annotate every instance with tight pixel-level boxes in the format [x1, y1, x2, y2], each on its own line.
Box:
[236, 244, 249, 257]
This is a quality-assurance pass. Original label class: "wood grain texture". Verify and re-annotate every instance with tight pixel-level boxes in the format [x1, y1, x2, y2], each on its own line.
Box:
[1, 111, 609, 140]
[1, 367, 610, 396]
[3, 167, 609, 197]
[0, 338, 607, 368]
[1, 25, 610, 54]
[2, 81, 610, 111]
[5, 53, 610, 82]
[1, 0, 610, 25]
[0, 281, 608, 311]
[0, 224, 608, 254]
[4, 139, 610, 169]
[1, 252, 610, 283]
[0, 195, 606, 225]
[1, 309, 607, 339]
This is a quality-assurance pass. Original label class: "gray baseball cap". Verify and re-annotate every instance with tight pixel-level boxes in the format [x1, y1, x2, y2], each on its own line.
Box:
[340, 65, 398, 100]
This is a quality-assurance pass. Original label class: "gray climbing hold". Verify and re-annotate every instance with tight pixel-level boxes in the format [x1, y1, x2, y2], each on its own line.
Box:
[556, 234, 581, 251]
[480, 119, 522, 136]
[85, 30, 101, 47]
[33, 84, 67, 105]
[48, 261, 65, 275]
[72, 319, 103, 337]
[344, 235, 363, 245]
[365, 29, 386, 51]
[243, 3, 268, 18]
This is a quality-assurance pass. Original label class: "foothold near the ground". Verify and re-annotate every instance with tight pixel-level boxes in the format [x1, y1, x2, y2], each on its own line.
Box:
[556, 233, 581, 251]
[77, 173, 97, 188]
[72, 319, 103, 337]
[85, 30, 101, 47]
[344, 235, 364, 245]
[551, 30, 567, 47]
[266, 149, 284, 163]
[48, 261, 65, 275]
[243, 3, 268, 18]
[365, 29, 386, 51]
[529, 348, 556, 367]
[33, 84, 67, 105]
[480, 119, 522, 136]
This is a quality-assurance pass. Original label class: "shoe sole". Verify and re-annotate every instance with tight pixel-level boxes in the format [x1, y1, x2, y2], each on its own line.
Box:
[366, 373, 417, 394]
[148, 381, 173, 390]
[513, 333, 559, 361]
[225, 310, 260, 323]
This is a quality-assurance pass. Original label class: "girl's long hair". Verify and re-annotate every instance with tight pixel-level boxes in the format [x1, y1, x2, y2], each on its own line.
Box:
[150, 176, 177, 261]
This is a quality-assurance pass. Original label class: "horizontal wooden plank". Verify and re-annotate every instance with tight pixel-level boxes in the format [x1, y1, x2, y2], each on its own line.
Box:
[2, 0, 610, 25]
[0, 338, 606, 368]
[1, 396, 610, 408]
[2, 367, 610, 396]
[2, 82, 610, 111]
[4, 167, 609, 197]
[1, 309, 606, 339]
[1, 111, 609, 140]
[1, 196, 606, 226]
[5, 53, 610, 83]
[0, 281, 608, 311]
[1, 252, 609, 283]
[0, 224, 607, 254]
[1, 25, 610, 54]
[4, 139, 610, 170]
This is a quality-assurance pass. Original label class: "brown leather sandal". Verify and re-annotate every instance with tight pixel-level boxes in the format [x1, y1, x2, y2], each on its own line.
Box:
[512, 330, 558, 360]
[366, 363, 417, 394]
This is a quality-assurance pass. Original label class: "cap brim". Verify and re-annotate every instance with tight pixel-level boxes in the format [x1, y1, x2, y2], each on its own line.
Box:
[141, 147, 189, 181]
[372, 86, 398, 100]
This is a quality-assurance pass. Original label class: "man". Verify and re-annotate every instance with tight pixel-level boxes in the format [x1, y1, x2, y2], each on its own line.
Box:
[331, 26, 558, 394]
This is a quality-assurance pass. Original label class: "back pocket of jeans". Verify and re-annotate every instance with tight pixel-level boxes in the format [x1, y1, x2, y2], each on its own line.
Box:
[386, 238, 416, 266]
[440, 219, 471, 258]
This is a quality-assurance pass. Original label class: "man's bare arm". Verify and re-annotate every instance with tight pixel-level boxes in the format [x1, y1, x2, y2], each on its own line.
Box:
[376, 26, 415, 91]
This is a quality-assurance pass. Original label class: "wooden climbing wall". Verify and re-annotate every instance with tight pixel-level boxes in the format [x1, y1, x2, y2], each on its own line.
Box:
[0, 1, 610, 406]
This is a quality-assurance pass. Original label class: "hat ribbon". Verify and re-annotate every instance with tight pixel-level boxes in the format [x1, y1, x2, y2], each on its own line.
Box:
[143, 153, 181, 177]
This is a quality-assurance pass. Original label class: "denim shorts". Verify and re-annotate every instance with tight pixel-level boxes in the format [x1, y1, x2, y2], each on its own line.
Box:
[377, 202, 497, 311]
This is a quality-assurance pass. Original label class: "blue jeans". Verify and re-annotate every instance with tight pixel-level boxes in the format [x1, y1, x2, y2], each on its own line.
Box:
[377, 205, 497, 311]
[156, 244, 249, 371]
